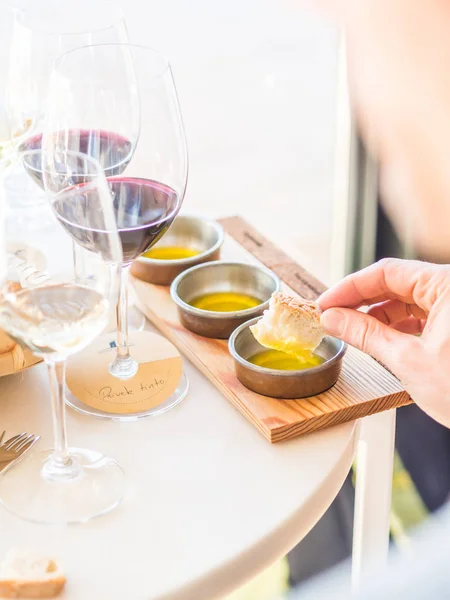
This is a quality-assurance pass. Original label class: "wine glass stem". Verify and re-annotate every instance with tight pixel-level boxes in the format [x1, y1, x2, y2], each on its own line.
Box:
[43, 358, 80, 481]
[117, 265, 131, 362]
[109, 264, 138, 379]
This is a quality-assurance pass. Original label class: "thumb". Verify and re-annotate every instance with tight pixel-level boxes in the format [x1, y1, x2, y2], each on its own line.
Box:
[320, 307, 416, 368]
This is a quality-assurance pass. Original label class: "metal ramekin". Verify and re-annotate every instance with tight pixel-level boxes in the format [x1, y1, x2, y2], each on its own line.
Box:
[131, 215, 224, 286]
[229, 316, 347, 399]
[170, 262, 281, 339]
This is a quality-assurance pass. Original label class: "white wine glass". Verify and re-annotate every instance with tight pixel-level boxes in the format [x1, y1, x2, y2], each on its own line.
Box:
[0, 150, 125, 524]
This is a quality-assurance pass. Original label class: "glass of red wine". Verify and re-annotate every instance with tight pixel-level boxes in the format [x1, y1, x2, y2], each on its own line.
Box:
[4, 0, 128, 225]
[23, 40, 142, 331]
[43, 44, 188, 414]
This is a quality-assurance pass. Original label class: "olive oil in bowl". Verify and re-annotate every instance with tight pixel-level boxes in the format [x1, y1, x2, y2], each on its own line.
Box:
[248, 348, 324, 371]
[189, 292, 262, 312]
[143, 246, 200, 260]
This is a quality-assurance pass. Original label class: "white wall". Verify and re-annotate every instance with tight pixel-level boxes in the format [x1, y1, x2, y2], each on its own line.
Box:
[121, 0, 339, 282]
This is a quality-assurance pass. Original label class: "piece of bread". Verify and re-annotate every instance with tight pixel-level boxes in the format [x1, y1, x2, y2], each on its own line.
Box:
[250, 292, 325, 356]
[0, 548, 66, 599]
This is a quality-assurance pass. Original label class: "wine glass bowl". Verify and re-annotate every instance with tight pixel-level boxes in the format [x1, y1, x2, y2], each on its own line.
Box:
[0, 282, 109, 358]
[21, 130, 134, 186]
[7, 0, 128, 146]
[41, 41, 145, 331]
[3, 0, 128, 229]
[109, 177, 181, 265]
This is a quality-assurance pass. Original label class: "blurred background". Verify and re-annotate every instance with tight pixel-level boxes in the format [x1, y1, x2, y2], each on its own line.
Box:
[120, 0, 339, 285]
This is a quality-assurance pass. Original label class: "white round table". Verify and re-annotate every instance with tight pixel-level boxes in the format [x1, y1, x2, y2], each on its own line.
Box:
[0, 340, 357, 600]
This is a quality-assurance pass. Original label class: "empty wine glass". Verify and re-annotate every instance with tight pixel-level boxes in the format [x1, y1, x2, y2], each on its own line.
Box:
[0, 150, 125, 524]
[46, 45, 188, 396]
[4, 0, 128, 223]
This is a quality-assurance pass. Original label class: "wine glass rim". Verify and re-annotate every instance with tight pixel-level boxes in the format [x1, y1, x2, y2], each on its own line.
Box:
[15, 0, 125, 37]
[53, 43, 171, 78]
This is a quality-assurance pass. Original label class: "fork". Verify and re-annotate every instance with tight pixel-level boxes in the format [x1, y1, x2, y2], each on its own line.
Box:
[0, 431, 41, 472]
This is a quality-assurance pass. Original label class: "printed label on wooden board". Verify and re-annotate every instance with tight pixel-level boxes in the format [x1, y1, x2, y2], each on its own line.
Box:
[66, 331, 183, 415]
[218, 216, 327, 299]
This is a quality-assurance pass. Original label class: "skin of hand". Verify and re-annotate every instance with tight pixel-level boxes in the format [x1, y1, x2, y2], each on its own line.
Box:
[318, 258, 450, 428]
[314, 0, 450, 261]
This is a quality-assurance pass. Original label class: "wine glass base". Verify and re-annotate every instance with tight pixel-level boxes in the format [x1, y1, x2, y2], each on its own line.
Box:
[66, 371, 189, 421]
[65, 330, 189, 421]
[0, 448, 125, 525]
[108, 355, 139, 380]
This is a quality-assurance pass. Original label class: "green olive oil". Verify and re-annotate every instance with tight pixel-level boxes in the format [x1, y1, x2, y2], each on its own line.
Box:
[248, 348, 324, 371]
[189, 292, 262, 312]
[143, 246, 200, 260]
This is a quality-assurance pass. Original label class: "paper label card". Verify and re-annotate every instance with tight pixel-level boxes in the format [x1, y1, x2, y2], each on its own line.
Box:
[66, 331, 183, 415]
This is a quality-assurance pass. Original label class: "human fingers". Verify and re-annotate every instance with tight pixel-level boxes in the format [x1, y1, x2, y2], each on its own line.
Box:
[318, 259, 448, 312]
[320, 306, 421, 370]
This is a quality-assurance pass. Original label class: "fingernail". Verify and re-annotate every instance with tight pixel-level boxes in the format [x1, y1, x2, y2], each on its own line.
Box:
[321, 309, 346, 336]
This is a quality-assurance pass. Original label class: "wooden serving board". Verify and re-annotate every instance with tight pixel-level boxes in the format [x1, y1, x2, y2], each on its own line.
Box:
[133, 216, 411, 443]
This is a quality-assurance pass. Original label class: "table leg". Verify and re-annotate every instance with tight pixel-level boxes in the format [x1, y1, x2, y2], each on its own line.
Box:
[351, 409, 396, 591]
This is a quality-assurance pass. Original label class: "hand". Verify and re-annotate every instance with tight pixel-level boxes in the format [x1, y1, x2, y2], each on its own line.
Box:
[318, 258, 450, 427]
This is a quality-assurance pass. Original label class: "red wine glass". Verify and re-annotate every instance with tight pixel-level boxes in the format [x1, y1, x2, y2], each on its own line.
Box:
[44, 44, 188, 413]
[40, 42, 147, 331]
[4, 0, 128, 227]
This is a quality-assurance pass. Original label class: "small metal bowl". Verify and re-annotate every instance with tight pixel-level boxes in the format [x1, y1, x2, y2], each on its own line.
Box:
[131, 215, 224, 286]
[170, 262, 281, 339]
[229, 317, 347, 399]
